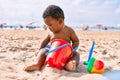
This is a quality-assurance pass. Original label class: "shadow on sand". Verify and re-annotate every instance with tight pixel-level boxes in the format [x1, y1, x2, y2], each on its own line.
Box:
[103, 70, 120, 80]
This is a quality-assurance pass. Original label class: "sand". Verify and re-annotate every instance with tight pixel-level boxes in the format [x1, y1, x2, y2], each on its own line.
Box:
[0, 30, 120, 80]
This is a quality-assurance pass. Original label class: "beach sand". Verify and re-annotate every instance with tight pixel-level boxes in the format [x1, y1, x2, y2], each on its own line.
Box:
[0, 30, 120, 80]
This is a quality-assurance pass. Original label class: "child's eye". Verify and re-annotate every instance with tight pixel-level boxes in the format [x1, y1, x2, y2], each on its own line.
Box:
[49, 24, 52, 26]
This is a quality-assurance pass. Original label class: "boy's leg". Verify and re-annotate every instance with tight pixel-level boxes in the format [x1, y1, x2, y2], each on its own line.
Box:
[64, 51, 80, 71]
[24, 49, 47, 71]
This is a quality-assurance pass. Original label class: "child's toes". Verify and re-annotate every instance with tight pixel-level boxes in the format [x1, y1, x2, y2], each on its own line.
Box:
[65, 60, 77, 71]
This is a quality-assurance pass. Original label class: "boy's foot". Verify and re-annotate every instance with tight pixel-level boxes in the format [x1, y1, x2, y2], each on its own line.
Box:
[24, 64, 41, 71]
[64, 60, 77, 71]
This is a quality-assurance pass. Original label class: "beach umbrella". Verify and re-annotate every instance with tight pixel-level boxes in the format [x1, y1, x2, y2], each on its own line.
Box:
[28, 22, 35, 25]
[96, 24, 103, 30]
[96, 24, 103, 27]
[27, 22, 42, 29]
[2, 23, 7, 25]
[0, 23, 7, 29]
[80, 24, 89, 30]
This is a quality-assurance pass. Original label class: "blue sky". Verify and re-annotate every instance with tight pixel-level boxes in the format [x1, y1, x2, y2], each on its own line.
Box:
[0, 0, 120, 26]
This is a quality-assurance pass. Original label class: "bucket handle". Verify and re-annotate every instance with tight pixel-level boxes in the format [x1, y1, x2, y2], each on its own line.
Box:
[84, 41, 95, 65]
[46, 43, 69, 55]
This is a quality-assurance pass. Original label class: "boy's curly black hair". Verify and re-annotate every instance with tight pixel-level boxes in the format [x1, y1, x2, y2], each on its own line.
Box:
[43, 5, 65, 20]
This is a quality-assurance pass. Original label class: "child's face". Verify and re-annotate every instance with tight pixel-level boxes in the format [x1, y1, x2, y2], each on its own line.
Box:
[44, 16, 63, 33]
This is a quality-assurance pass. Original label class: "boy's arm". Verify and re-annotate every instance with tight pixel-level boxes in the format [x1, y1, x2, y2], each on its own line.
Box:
[70, 28, 79, 50]
[39, 34, 50, 49]
[35, 34, 50, 56]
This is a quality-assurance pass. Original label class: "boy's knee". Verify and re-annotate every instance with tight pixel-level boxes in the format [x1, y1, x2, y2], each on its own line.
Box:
[71, 52, 80, 66]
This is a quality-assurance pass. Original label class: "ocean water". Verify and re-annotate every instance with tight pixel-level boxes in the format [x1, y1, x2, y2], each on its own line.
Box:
[73, 26, 120, 31]
[1, 26, 120, 31]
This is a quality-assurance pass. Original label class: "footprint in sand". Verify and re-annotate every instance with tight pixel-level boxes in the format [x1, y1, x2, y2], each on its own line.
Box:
[9, 47, 20, 52]
[102, 49, 107, 55]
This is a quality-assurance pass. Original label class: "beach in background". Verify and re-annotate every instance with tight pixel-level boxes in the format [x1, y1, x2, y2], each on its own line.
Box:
[0, 30, 120, 80]
[1, 25, 120, 31]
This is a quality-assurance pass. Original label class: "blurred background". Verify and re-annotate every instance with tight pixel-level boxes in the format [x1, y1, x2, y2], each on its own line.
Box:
[0, 0, 120, 30]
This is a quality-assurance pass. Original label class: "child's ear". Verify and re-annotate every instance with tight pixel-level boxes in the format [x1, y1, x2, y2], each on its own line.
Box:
[59, 18, 63, 24]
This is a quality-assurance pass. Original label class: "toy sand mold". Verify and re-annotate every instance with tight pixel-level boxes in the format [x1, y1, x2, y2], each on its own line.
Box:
[84, 41, 105, 74]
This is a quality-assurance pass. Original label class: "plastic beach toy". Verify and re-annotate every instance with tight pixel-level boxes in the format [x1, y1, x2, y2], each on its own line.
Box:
[85, 57, 105, 74]
[84, 41, 105, 74]
[45, 39, 73, 69]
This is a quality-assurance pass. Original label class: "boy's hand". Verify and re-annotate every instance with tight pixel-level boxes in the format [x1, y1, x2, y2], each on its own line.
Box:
[73, 46, 78, 51]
